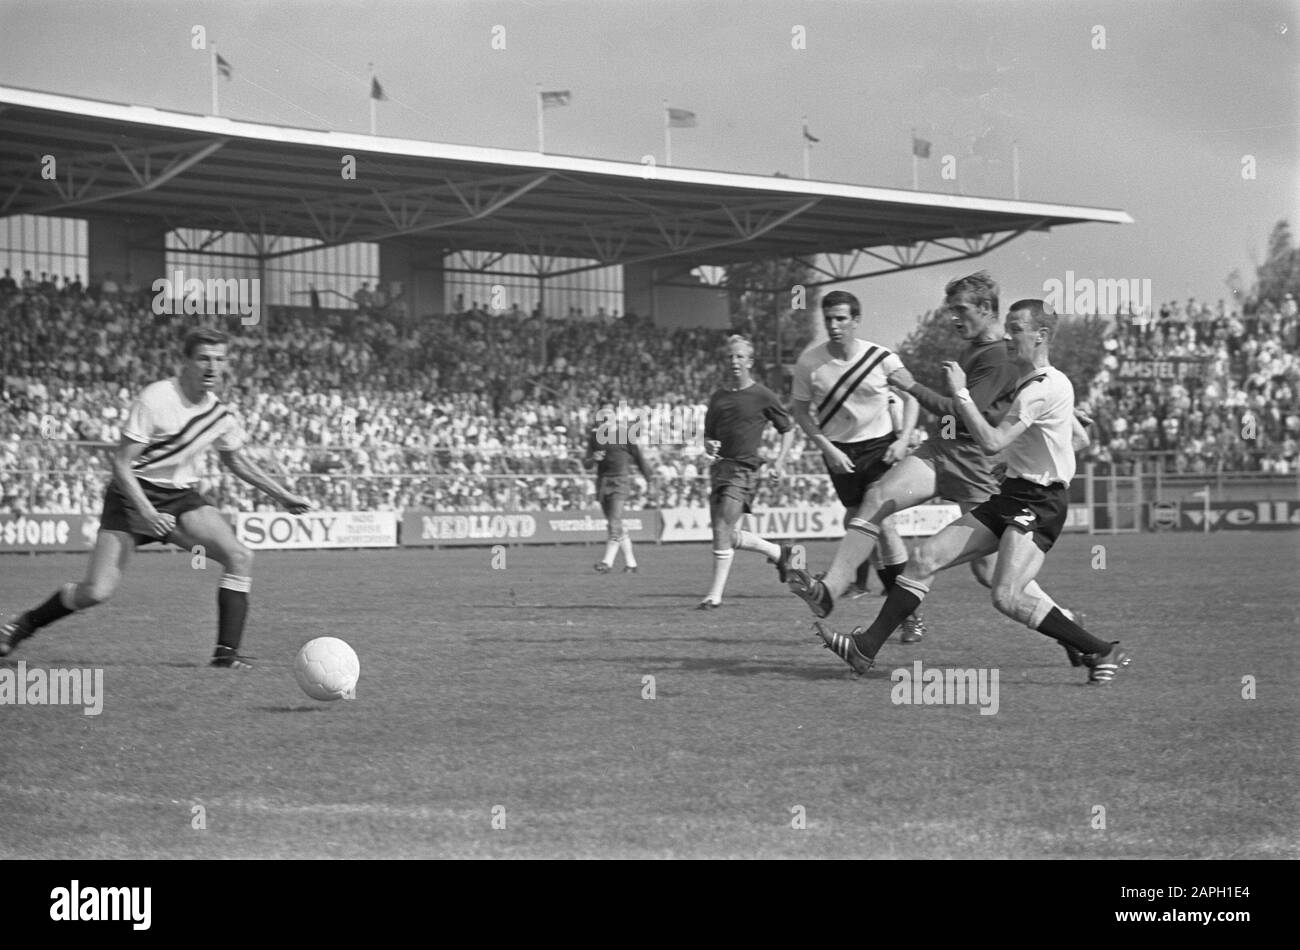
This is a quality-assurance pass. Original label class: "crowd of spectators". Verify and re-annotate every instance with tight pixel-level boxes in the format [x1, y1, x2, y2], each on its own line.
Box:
[1082, 295, 1300, 475]
[4, 278, 1298, 516]
[1, 284, 823, 513]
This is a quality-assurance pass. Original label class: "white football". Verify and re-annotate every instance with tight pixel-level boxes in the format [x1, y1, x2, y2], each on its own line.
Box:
[294, 637, 360, 701]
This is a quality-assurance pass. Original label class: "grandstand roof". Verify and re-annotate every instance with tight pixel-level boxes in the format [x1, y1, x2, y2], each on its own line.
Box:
[0, 85, 1132, 284]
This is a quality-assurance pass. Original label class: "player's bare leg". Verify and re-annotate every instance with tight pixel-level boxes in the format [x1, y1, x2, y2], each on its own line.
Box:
[1, 529, 135, 656]
[964, 531, 1084, 665]
[989, 529, 1130, 685]
[596, 493, 624, 573]
[699, 495, 747, 608]
[815, 515, 997, 672]
[169, 505, 257, 668]
[790, 455, 933, 625]
[820, 455, 935, 598]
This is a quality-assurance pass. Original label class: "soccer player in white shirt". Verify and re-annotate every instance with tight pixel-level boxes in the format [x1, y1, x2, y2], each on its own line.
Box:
[788, 291, 923, 632]
[814, 300, 1132, 686]
[1, 329, 313, 669]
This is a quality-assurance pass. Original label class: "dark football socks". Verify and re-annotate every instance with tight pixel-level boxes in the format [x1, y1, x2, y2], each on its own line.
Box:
[24, 584, 78, 631]
[876, 562, 904, 594]
[852, 586, 924, 658]
[217, 575, 251, 651]
[1035, 606, 1111, 655]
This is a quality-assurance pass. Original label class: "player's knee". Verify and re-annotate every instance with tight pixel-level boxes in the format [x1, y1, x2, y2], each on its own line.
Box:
[78, 579, 116, 607]
[860, 487, 889, 520]
[223, 544, 254, 575]
[909, 548, 941, 578]
[990, 584, 1021, 616]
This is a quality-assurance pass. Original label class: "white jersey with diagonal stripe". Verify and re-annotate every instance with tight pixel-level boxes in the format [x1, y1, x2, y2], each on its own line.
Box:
[792, 338, 903, 442]
[121, 378, 247, 489]
[1001, 366, 1076, 486]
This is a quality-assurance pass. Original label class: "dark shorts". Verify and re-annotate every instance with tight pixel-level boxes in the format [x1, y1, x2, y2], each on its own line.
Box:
[911, 438, 999, 505]
[968, 477, 1069, 553]
[100, 479, 213, 546]
[596, 473, 632, 500]
[828, 433, 896, 509]
[709, 458, 762, 513]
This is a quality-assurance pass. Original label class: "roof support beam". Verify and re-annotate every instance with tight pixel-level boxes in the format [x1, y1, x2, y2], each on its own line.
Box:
[6, 139, 228, 217]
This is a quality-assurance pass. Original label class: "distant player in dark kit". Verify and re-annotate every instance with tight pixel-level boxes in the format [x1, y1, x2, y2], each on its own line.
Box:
[787, 290, 924, 638]
[813, 300, 1132, 685]
[0, 328, 314, 669]
[586, 396, 654, 573]
[697, 336, 797, 609]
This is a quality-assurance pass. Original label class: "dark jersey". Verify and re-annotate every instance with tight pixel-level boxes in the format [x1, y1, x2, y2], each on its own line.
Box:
[909, 339, 1020, 443]
[586, 427, 650, 478]
[704, 382, 794, 468]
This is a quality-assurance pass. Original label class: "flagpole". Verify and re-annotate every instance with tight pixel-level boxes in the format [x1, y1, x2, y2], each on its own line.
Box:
[369, 63, 376, 135]
[211, 43, 219, 116]
[911, 128, 919, 190]
[802, 115, 810, 180]
[1012, 139, 1021, 199]
[663, 99, 671, 166]
[536, 84, 545, 152]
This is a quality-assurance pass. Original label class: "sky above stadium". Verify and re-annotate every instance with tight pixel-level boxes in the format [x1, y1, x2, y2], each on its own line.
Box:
[1, 0, 1296, 347]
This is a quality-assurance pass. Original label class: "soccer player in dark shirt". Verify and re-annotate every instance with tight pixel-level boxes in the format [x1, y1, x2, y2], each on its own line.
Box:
[586, 396, 654, 573]
[1, 329, 314, 669]
[697, 336, 797, 609]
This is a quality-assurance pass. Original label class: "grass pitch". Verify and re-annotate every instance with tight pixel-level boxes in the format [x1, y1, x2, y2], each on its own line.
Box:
[1, 532, 1296, 858]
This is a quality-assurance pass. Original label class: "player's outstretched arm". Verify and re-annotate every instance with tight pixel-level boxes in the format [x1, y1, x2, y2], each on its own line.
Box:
[219, 448, 314, 513]
[943, 362, 1030, 455]
[889, 354, 1004, 420]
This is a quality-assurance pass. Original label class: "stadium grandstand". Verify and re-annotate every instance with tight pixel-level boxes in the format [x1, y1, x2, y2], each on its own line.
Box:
[7, 84, 1295, 534]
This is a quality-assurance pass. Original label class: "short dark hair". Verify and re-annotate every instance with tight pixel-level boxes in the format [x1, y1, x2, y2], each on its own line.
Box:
[944, 271, 999, 314]
[1007, 299, 1058, 339]
[183, 328, 229, 358]
[821, 290, 861, 317]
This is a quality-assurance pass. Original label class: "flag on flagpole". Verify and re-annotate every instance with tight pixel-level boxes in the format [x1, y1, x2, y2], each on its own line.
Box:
[540, 90, 571, 108]
[969, 126, 1005, 163]
[370, 76, 387, 101]
[912, 135, 932, 159]
[667, 107, 697, 128]
[802, 123, 820, 143]
[215, 54, 232, 80]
